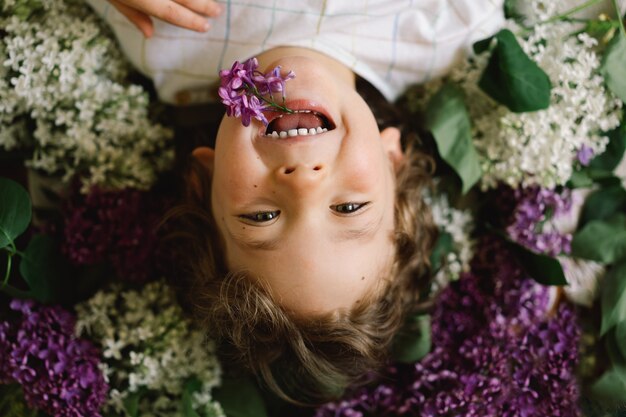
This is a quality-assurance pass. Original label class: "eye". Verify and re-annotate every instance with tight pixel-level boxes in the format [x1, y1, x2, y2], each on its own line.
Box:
[331, 202, 369, 215]
[239, 210, 280, 224]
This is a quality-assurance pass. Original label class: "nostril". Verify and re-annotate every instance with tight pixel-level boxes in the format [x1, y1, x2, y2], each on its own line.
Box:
[313, 165, 322, 171]
[284, 167, 296, 174]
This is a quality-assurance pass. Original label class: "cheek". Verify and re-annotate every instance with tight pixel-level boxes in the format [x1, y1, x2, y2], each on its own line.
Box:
[216, 165, 263, 206]
[213, 149, 267, 206]
[342, 146, 389, 192]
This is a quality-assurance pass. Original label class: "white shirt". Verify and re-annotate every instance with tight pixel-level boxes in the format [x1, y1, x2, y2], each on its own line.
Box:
[87, 0, 504, 104]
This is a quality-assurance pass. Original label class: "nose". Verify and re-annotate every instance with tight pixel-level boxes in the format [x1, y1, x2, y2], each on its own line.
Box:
[274, 163, 326, 194]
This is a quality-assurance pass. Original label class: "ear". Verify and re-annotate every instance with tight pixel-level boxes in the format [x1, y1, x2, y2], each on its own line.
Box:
[192, 146, 215, 173]
[189, 147, 215, 196]
[381, 127, 404, 173]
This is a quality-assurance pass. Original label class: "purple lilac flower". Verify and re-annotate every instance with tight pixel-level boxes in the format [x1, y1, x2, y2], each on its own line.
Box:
[218, 57, 295, 126]
[62, 186, 161, 281]
[315, 236, 581, 417]
[218, 87, 269, 126]
[0, 299, 108, 417]
[576, 145, 594, 166]
[219, 59, 256, 90]
[252, 65, 296, 96]
[506, 186, 573, 256]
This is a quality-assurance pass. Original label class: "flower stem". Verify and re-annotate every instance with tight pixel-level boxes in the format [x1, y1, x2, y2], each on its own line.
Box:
[259, 95, 294, 114]
[2, 252, 13, 289]
[540, 0, 605, 25]
[248, 85, 294, 114]
[613, 0, 626, 36]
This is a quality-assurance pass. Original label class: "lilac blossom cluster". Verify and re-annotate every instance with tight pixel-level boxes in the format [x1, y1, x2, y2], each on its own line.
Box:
[0, 299, 108, 417]
[506, 186, 573, 256]
[315, 236, 581, 417]
[219, 57, 295, 126]
[61, 186, 161, 281]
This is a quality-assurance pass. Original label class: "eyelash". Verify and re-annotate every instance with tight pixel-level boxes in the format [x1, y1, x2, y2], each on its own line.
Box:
[331, 202, 370, 215]
[239, 202, 369, 223]
[239, 211, 280, 223]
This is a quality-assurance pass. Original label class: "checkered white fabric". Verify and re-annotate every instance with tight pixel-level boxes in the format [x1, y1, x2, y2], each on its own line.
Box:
[87, 0, 504, 104]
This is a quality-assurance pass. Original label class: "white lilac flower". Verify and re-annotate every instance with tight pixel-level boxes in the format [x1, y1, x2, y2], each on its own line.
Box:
[418, 2, 622, 190]
[558, 256, 605, 307]
[0, 0, 173, 191]
[75, 280, 225, 417]
[468, 23, 621, 189]
[549, 187, 606, 307]
[424, 190, 475, 291]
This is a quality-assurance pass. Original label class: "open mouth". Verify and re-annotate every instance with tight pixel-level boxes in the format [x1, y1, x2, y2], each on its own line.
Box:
[264, 110, 335, 138]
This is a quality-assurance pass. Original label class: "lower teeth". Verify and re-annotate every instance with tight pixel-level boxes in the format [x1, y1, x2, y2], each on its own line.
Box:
[270, 127, 328, 138]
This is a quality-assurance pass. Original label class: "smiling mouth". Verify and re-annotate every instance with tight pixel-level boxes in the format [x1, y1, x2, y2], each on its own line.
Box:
[264, 110, 335, 138]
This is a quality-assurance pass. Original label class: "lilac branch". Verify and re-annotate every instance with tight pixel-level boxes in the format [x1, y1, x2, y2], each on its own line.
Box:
[219, 57, 295, 126]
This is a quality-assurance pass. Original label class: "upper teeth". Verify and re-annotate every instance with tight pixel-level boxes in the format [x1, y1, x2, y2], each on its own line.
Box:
[269, 127, 328, 138]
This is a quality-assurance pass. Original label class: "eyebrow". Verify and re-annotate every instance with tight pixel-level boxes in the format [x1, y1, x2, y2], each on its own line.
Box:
[337, 215, 383, 242]
[233, 236, 281, 251]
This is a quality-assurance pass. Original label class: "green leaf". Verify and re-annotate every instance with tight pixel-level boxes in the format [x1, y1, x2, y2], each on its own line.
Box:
[0, 283, 32, 299]
[473, 36, 494, 55]
[213, 375, 268, 417]
[478, 29, 552, 112]
[600, 260, 626, 335]
[123, 391, 142, 417]
[589, 123, 626, 172]
[579, 185, 626, 227]
[18, 234, 69, 304]
[8, 0, 43, 21]
[571, 214, 626, 264]
[425, 83, 482, 194]
[567, 169, 595, 189]
[601, 33, 626, 103]
[0, 384, 38, 417]
[589, 326, 626, 405]
[429, 231, 454, 272]
[512, 243, 567, 286]
[586, 171, 624, 185]
[605, 326, 626, 374]
[0, 178, 32, 249]
[182, 378, 202, 417]
[615, 321, 626, 362]
[590, 368, 626, 405]
[391, 314, 431, 363]
[585, 19, 621, 39]
[503, 0, 520, 19]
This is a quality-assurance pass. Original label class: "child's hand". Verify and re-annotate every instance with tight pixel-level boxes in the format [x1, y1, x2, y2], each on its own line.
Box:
[108, 0, 223, 38]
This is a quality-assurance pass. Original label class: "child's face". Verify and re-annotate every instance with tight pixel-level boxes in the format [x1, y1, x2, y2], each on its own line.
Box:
[194, 55, 404, 315]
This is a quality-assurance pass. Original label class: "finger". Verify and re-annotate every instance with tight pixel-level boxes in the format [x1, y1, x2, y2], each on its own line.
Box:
[146, 1, 212, 33]
[173, 0, 224, 17]
[109, 0, 155, 37]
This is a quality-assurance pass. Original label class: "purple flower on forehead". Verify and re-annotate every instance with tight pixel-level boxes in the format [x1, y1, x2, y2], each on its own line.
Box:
[253, 65, 296, 96]
[219, 58, 254, 89]
[0, 300, 108, 416]
[219, 57, 294, 126]
[218, 85, 268, 126]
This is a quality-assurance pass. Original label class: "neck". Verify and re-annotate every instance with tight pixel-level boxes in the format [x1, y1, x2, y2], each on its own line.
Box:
[256, 46, 356, 89]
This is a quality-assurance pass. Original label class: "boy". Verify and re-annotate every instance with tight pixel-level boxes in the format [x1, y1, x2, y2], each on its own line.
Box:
[87, 0, 504, 403]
